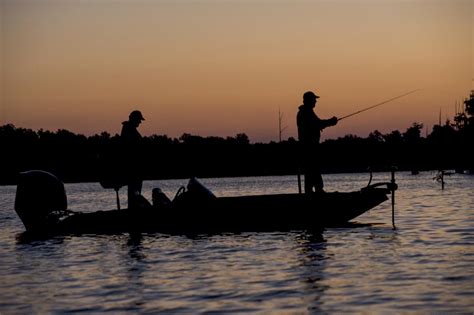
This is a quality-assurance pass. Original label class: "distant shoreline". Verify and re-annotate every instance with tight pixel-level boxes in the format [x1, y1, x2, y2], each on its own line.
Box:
[1, 121, 472, 186]
[2, 168, 471, 187]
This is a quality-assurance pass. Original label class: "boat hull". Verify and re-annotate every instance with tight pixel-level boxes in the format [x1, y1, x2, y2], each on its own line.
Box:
[53, 188, 389, 235]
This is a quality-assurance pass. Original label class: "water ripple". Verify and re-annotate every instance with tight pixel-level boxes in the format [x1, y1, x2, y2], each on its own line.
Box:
[1, 172, 473, 313]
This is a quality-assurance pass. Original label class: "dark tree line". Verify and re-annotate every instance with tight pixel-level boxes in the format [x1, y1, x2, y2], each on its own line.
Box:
[1, 91, 472, 185]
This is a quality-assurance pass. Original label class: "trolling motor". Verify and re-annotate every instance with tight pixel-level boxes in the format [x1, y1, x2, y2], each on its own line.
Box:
[362, 167, 398, 229]
[15, 170, 69, 233]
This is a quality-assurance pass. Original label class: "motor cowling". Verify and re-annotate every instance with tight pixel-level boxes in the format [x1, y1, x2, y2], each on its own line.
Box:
[15, 170, 67, 232]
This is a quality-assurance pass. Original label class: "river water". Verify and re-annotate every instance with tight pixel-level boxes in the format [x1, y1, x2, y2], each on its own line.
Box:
[0, 172, 473, 313]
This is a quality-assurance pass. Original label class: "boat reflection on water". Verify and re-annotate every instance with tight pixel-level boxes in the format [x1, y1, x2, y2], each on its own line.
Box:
[294, 231, 327, 313]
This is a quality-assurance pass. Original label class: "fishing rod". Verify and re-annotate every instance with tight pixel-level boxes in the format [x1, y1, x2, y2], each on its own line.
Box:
[338, 89, 420, 121]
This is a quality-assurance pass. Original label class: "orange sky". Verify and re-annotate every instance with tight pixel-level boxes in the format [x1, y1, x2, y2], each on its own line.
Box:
[1, 0, 472, 142]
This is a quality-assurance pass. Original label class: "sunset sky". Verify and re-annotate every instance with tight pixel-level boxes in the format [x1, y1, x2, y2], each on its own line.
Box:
[1, 0, 472, 142]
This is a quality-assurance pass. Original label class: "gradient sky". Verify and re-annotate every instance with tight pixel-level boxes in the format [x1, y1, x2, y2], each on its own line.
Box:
[1, 0, 472, 142]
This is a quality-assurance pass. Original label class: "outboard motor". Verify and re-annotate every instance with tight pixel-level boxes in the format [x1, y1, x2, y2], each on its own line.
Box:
[15, 170, 67, 233]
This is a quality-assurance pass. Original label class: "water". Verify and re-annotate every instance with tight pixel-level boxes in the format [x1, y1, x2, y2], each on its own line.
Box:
[1, 172, 473, 313]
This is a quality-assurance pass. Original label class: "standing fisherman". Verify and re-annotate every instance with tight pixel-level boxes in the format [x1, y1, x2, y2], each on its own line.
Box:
[121, 110, 145, 208]
[297, 91, 338, 193]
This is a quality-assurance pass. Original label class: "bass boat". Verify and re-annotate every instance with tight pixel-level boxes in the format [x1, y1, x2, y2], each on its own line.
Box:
[14, 170, 397, 236]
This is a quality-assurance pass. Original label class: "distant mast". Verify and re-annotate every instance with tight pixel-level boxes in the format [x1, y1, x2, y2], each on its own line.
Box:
[278, 107, 288, 143]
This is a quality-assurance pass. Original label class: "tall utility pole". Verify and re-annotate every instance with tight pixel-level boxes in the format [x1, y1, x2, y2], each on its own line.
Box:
[278, 107, 288, 143]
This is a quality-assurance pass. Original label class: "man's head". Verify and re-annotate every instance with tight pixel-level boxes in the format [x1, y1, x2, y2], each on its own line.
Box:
[129, 110, 145, 127]
[303, 91, 319, 107]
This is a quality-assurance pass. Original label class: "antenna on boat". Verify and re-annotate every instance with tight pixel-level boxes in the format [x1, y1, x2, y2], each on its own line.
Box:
[278, 107, 288, 142]
[338, 89, 420, 121]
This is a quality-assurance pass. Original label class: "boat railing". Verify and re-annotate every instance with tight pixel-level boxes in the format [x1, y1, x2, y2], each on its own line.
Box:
[363, 167, 398, 193]
[362, 182, 398, 193]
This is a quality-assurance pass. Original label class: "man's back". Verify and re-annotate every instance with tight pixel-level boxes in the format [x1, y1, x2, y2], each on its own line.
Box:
[297, 104, 322, 145]
[121, 121, 142, 144]
[120, 120, 143, 173]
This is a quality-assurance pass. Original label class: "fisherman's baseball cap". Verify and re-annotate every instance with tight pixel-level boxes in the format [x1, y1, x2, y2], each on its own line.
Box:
[303, 91, 320, 100]
[130, 110, 145, 121]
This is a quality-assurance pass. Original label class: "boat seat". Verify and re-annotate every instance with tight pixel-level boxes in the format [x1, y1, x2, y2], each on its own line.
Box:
[99, 178, 126, 210]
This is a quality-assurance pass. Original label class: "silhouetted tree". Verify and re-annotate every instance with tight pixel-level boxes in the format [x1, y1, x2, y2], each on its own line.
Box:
[452, 90, 474, 172]
[402, 122, 424, 172]
[1, 114, 473, 185]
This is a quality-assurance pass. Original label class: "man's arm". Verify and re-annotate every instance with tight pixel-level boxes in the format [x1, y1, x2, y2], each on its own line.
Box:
[320, 116, 338, 129]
